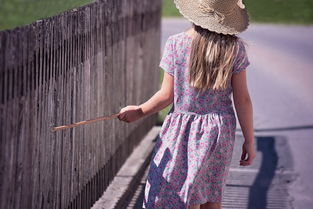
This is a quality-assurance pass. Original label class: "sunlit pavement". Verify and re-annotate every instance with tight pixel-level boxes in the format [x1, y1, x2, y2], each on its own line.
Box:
[116, 18, 313, 209]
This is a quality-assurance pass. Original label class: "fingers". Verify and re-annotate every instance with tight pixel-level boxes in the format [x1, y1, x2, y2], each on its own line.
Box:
[118, 108, 127, 120]
[240, 142, 256, 166]
[240, 153, 256, 166]
[118, 113, 125, 120]
[118, 112, 131, 123]
[240, 159, 251, 166]
[118, 107, 130, 122]
[118, 113, 129, 123]
[117, 105, 142, 123]
[241, 148, 247, 161]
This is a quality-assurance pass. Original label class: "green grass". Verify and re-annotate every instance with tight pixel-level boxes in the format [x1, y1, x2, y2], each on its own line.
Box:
[157, 103, 172, 125]
[0, 0, 95, 31]
[162, 0, 313, 24]
[162, 0, 181, 17]
[157, 69, 172, 125]
[2, 0, 312, 31]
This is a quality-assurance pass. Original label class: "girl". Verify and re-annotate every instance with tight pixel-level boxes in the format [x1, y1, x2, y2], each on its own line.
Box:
[118, 0, 256, 208]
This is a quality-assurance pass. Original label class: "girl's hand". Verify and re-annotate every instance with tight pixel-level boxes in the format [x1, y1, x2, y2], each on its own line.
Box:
[240, 142, 256, 166]
[118, 105, 144, 123]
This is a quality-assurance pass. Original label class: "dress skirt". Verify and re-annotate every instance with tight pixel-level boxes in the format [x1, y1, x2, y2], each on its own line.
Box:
[142, 110, 236, 209]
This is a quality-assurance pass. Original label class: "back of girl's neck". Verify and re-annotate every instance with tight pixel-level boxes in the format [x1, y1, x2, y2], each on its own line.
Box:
[185, 28, 195, 38]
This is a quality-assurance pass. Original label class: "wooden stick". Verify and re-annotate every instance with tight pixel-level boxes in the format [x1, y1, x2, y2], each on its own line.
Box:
[52, 113, 121, 131]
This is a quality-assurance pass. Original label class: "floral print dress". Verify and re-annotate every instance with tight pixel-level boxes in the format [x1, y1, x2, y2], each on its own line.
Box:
[142, 31, 250, 209]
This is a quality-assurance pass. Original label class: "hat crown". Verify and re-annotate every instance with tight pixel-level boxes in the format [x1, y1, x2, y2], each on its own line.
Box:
[173, 0, 249, 35]
[199, 0, 240, 13]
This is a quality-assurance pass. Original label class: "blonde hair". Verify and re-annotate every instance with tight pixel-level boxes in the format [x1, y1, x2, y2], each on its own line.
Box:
[188, 24, 239, 92]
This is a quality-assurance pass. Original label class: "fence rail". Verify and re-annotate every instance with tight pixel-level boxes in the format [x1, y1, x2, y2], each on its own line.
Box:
[0, 0, 161, 208]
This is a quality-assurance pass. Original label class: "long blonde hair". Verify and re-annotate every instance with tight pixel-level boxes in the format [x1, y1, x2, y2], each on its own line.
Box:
[188, 24, 239, 92]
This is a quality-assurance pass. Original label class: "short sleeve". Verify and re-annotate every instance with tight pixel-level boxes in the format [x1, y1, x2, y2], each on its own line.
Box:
[233, 40, 250, 74]
[159, 37, 175, 76]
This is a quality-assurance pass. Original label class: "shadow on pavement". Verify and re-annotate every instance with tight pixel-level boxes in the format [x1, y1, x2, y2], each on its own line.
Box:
[247, 137, 278, 209]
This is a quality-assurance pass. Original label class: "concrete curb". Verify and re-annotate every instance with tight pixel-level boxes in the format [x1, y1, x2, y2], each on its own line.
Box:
[90, 126, 161, 209]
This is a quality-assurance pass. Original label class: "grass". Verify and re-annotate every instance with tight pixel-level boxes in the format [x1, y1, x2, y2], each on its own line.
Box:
[162, 0, 313, 24]
[0, 0, 95, 31]
[158, 104, 172, 125]
[5, 0, 312, 31]
[162, 0, 181, 17]
[157, 70, 172, 125]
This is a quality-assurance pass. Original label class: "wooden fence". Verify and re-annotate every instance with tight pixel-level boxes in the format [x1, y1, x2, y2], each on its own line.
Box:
[0, 0, 161, 208]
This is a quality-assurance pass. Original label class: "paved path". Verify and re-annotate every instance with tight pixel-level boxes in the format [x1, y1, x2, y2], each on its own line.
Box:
[123, 19, 313, 209]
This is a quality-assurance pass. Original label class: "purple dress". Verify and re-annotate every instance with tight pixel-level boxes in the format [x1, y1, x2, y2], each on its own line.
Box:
[142, 31, 250, 208]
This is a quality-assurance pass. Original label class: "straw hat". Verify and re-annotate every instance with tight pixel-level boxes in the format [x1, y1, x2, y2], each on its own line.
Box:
[174, 0, 249, 35]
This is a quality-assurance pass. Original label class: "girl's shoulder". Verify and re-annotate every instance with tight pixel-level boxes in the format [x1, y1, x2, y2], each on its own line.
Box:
[168, 31, 187, 39]
[233, 38, 250, 74]
[166, 31, 193, 46]
[236, 38, 248, 51]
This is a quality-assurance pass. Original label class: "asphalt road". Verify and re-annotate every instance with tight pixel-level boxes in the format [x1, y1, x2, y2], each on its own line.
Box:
[159, 18, 313, 209]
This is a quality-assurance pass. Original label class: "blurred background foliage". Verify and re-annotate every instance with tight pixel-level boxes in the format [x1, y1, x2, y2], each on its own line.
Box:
[158, 70, 171, 124]
[1, 0, 312, 31]
[0, 0, 95, 31]
[162, 0, 313, 24]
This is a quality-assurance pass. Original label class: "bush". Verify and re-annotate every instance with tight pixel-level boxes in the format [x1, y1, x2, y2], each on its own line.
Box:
[162, 0, 313, 24]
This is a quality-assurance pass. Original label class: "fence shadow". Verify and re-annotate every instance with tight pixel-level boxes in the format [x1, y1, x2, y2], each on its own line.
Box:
[247, 136, 278, 209]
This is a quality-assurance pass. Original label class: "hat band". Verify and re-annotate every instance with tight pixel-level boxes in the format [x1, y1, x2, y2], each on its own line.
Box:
[199, 5, 226, 23]
[199, 0, 246, 23]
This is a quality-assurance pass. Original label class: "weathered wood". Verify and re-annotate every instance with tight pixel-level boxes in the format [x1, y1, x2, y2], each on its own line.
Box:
[0, 0, 161, 208]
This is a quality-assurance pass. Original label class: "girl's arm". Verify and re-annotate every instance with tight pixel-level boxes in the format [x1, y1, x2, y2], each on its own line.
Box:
[231, 70, 256, 166]
[118, 71, 174, 122]
[232, 70, 254, 143]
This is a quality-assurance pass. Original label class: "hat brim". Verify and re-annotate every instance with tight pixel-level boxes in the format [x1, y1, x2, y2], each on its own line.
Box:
[174, 0, 249, 35]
